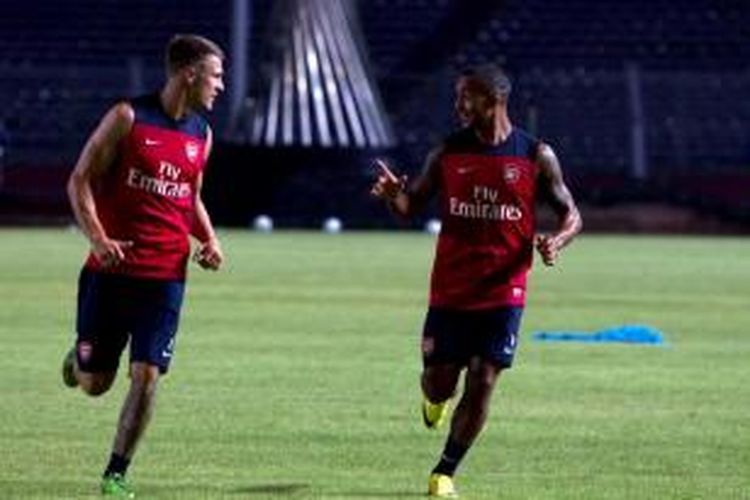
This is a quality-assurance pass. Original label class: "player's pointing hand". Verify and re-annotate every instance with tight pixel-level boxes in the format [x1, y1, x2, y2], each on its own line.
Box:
[371, 159, 406, 201]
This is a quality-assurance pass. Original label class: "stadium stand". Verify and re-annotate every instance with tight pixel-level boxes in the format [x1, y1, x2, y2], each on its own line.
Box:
[0, 0, 748, 227]
[360, 0, 750, 223]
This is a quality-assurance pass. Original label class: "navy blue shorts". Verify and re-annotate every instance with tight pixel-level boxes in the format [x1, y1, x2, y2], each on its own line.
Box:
[421, 306, 524, 369]
[75, 269, 185, 374]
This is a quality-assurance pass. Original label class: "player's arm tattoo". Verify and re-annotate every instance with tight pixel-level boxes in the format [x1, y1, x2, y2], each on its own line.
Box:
[536, 143, 582, 246]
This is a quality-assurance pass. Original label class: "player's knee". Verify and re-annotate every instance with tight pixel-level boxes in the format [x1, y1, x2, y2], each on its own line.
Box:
[79, 375, 115, 396]
[466, 365, 502, 399]
[426, 384, 455, 403]
[129, 363, 161, 391]
[422, 369, 459, 402]
[466, 359, 502, 393]
[81, 384, 110, 396]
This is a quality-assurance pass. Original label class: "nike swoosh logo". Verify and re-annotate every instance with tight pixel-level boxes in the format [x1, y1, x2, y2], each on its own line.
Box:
[145, 139, 161, 146]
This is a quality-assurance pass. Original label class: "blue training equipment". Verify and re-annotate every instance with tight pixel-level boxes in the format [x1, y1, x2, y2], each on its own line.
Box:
[532, 325, 665, 345]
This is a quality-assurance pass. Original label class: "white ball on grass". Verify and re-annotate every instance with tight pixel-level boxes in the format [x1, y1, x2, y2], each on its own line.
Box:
[323, 217, 342, 234]
[425, 218, 441, 235]
[253, 215, 274, 232]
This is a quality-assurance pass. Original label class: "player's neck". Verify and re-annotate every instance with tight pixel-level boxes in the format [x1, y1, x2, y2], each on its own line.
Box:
[475, 113, 512, 145]
[159, 82, 190, 121]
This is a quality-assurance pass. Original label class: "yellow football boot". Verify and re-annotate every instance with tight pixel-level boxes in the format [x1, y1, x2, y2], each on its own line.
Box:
[422, 398, 449, 429]
[428, 473, 458, 498]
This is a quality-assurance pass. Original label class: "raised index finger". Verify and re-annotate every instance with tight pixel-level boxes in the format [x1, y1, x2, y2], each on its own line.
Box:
[375, 159, 398, 181]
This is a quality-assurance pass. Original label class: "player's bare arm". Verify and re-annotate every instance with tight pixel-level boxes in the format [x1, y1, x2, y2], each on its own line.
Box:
[535, 143, 582, 266]
[371, 146, 441, 217]
[191, 126, 223, 271]
[67, 103, 135, 267]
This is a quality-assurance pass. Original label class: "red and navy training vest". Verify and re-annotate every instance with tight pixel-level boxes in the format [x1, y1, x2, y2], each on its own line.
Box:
[430, 127, 540, 309]
[85, 94, 209, 280]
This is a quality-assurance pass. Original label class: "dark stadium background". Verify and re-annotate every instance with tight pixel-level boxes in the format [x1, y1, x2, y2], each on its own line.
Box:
[1, 0, 748, 231]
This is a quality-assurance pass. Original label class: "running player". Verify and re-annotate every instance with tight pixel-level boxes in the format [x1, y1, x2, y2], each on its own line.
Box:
[371, 64, 582, 498]
[62, 34, 225, 497]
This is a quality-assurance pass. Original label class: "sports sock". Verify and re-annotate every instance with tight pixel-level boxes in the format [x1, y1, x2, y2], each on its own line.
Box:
[432, 437, 469, 477]
[104, 453, 131, 477]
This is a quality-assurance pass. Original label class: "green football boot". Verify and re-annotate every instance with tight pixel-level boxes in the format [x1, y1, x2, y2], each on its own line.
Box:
[101, 473, 135, 498]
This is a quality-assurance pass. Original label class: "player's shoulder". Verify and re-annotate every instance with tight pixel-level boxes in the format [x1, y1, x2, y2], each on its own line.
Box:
[177, 111, 210, 140]
[130, 93, 209, 140]
[510, 127, 542, 160]
[96, 100, 135, 135]
[440, 126, 542, 160]
[189, 113, 210, 140]
[129, 93, 156, 108]
[511, 127, 538, 147]
[128, 93, 163, 126]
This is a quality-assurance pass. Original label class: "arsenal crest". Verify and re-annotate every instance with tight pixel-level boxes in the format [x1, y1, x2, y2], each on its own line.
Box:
[504, 165, 520, 183]
[185, 142, 200, 163]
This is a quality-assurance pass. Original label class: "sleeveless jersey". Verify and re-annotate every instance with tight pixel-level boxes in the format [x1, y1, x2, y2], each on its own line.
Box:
[85, 94, 209, 280]
[430, 127, 540, 309]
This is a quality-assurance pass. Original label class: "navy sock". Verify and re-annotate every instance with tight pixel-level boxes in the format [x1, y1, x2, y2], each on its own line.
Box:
[104, 453, 130, 477]
[432, 438, 469, 477]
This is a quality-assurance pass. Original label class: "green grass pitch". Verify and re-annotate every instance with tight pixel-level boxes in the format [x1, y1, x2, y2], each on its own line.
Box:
[0, 228, 748, 499]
